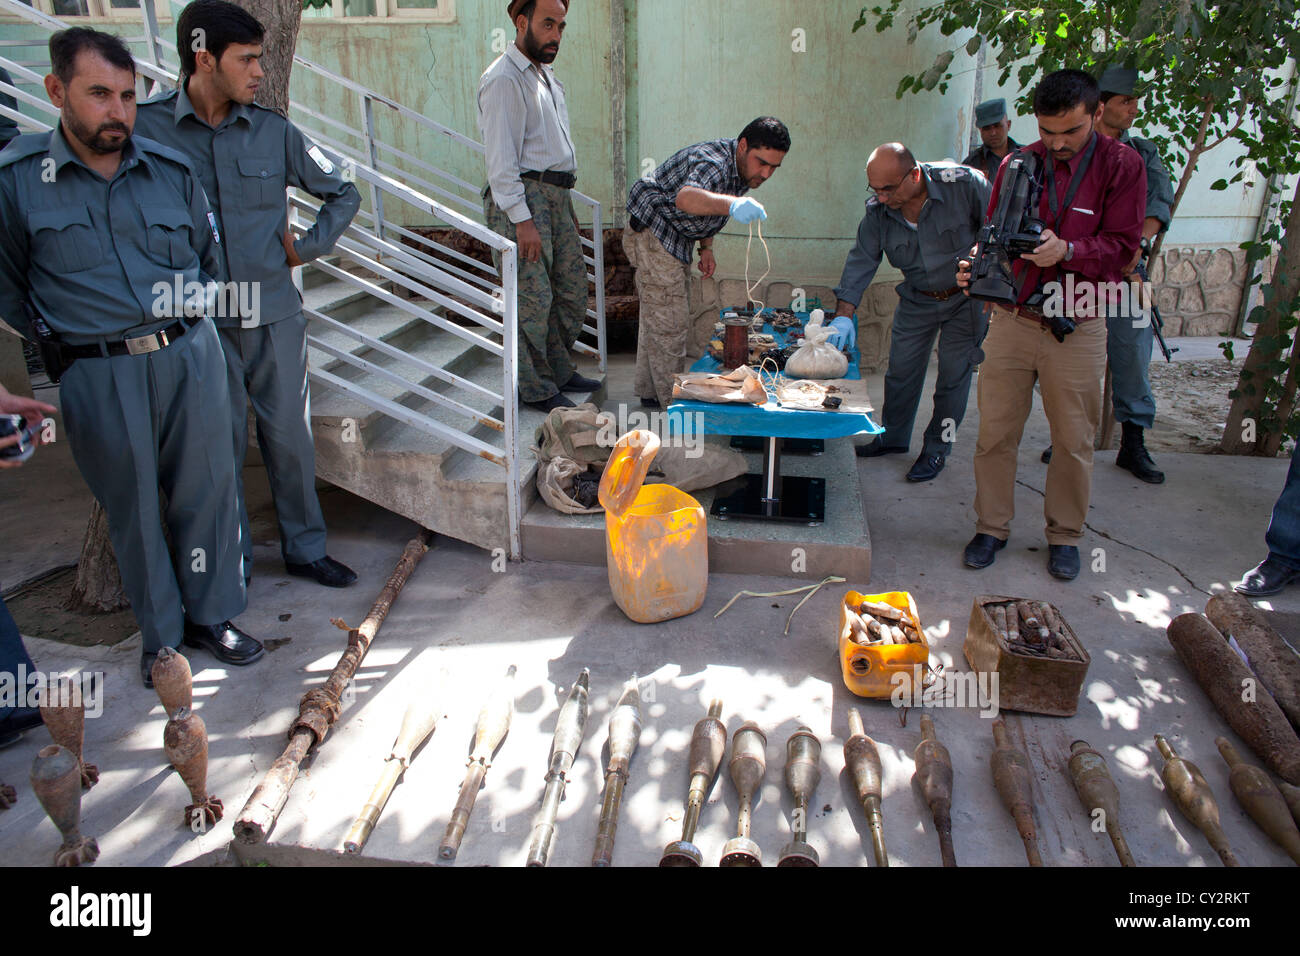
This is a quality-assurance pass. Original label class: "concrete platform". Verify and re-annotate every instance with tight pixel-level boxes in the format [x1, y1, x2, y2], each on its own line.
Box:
[522, 433, 872, 581]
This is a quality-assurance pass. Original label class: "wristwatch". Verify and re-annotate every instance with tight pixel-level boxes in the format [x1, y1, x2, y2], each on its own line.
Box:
[1064, 241, 1075, 262]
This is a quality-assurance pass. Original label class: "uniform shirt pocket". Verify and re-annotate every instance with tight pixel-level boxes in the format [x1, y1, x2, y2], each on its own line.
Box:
[237, 155, 283, 209]
[141, 204, 194, 270]
[28, 204, 103, 274]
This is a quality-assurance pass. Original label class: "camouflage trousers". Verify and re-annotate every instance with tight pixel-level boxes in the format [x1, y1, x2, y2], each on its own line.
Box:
[484, 180, 586, 403]
[623, 227, 693, 408]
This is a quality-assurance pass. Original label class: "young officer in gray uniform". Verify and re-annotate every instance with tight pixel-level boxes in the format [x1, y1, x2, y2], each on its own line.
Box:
[0, 28, 260, 687]
[835, 143, 992, 482]
[135, 0, 361, 587]
[1097, 65, 1174, 484]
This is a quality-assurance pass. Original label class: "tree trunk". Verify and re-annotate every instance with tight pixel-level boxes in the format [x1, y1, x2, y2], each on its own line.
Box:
[236, 0, 302, 115]
[66, 502, 128, 614]
[1219, 173, 1300, 455]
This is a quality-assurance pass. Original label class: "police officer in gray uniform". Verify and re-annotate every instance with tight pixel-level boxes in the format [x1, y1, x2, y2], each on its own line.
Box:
[836, 143, 992, 482]
[1096, 65, 1173, 484]
[0, 28, 260, 687]
[135, 0, 361, 587]
[962, 98, 1021, 183]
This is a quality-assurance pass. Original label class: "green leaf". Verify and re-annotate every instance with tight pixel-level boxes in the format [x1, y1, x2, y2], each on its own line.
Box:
[896, 74, 914, 99]
[1211, 178, 1228, 190]
[908, 18, 919, 43]
[966, 34, 981, 56]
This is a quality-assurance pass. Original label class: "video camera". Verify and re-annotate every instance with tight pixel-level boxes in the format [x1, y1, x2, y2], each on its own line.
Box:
[967, 151, 1076, 343]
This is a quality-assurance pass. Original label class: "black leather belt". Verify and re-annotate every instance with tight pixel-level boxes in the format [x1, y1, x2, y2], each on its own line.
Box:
[63, 314, 203, 359]
[918, 285, 963, 301]
[521, 169, 577, 189]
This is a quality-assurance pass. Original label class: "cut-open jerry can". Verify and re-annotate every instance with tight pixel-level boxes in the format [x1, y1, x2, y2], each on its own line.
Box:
[597, 430, 708, 623]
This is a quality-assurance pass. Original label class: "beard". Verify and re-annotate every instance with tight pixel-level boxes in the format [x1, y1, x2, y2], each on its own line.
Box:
[522, 24, 559, 63]
[64, 110, 129, 155]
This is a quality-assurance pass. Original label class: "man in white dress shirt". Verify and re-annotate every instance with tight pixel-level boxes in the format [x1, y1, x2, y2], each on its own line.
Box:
[477, 0, 597, 412]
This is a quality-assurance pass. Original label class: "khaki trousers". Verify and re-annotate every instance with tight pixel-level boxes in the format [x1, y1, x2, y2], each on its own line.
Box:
[623, 227, 693, 408]
[972, 306, 1107, 544]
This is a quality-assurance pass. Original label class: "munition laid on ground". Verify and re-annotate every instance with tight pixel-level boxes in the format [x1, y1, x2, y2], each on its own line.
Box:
[440, 666, 516, 863]
[1282, 781, 1300, 828]
[661, 699, 727, 867]
[1166, 612, 1300, 785]
[30, 744, 98, 867]
[991, 718, 1043, 866]
[38, 676, 98, 791]
[844, 709, 889, 866]
[342, 685, 440, 854]
[164, 706, 223, 829]
[720, 722, 767, 867]
[1154, 734, 1239, 866]
[912, 715, 956, 867]
[592, 680, 643, 867]
[778, 726, 821, 867]
[525, 669, 591, 867]
[1067, 740, 1135, 867]
[1217, 737, 1300, 864]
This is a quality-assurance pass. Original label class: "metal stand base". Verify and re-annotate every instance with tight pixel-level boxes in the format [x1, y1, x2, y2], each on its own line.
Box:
[711, 437, 825, 524]
[711, 475, 825, 524]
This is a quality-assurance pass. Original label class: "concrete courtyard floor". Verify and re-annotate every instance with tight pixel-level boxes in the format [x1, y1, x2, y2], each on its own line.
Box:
[2, 339, 1298, 868]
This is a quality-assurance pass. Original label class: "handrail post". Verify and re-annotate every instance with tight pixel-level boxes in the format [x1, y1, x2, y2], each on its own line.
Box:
[360, 92, 386, 245]
[591, 202, 606, 374]
[139, 0, 167, 95]
[500, 246, 522, 561]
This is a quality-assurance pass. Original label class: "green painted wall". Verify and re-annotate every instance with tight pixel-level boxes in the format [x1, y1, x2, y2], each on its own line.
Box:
[0, 0, 1282, 280]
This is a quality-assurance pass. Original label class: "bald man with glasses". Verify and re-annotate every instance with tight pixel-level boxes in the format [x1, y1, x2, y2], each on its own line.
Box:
[833, 143, 992, 482]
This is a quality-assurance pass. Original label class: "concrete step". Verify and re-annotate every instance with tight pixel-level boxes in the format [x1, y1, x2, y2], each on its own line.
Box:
[310, 313, 495, 435]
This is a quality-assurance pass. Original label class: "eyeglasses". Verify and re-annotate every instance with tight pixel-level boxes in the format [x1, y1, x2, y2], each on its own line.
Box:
[868, 166, 917, 197]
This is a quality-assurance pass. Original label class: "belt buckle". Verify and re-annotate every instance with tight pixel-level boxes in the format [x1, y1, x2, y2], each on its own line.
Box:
[125, 330, 166, 355]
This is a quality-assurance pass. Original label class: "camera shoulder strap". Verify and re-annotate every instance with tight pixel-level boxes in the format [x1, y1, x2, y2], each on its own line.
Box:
[1043, 132, 1097, 231]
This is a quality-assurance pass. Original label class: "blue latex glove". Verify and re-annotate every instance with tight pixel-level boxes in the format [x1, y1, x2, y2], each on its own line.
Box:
[729, 197, 767, 224]
[826, 315, 857, 351]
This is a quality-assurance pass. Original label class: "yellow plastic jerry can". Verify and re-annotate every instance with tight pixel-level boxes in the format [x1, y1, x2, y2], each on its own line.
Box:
[597, 430, 708, 623]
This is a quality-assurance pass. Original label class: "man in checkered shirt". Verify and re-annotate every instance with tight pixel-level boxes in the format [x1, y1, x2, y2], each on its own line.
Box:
[624, 117, 790, 408]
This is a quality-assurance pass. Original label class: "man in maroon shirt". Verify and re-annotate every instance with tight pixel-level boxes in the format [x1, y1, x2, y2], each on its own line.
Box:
[957, 70, 1145, 580]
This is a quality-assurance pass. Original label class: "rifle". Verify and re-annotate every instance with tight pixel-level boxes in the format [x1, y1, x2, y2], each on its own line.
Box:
[1135, 239, 1178, 362]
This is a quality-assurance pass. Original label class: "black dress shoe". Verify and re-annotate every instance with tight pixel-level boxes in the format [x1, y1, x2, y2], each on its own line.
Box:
[640, 396, 661, 408]
[183, 620, 265, 666]
[285, 555, 358, 588]
[1235, 556, 1300, 596]
[561, 372, 602, 392]
[0, 708, 43, 747]
[963, 533, 1007, 569]
[524, 393, 576, 412]
[856, 438, 909, 458]
[141, 651, 158, 689]
[1048, 545, 1081, 581]
[906, 452, 946, 482]
[1041, 445, 1053, 464]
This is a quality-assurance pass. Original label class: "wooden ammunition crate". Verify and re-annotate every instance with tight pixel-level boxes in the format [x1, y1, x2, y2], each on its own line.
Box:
[962, 594, 1091, 717]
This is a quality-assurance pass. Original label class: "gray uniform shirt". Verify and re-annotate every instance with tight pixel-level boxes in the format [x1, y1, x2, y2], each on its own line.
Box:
[1119, 131, 1174, 230]
[476, 43, 578, 224]
[834, 161, 992, 305]
[135, 84, 361, 327]
[0, 128, 220, 341]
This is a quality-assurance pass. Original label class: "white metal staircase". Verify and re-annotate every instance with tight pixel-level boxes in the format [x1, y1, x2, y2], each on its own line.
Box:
[0, 0, 607, 559]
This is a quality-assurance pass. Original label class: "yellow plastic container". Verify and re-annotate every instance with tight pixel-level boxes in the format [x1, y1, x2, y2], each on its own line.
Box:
[597, 430, 708, 623]
[838, 590, 929, 699]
